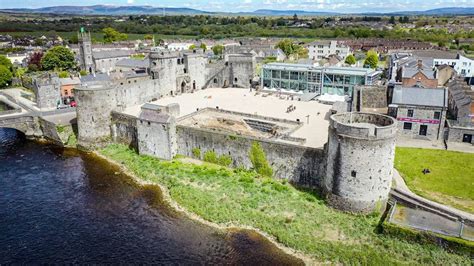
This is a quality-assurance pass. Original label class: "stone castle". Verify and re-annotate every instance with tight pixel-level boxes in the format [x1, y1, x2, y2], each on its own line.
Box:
[74, 44, 397, 214]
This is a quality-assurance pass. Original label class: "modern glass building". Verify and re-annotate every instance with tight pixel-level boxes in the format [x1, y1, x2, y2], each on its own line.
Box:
[261, 63, 381, 96]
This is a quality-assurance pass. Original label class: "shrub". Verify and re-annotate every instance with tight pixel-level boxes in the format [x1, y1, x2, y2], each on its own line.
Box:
[217, 155, 232, 167]
[192, 148, 201, 159]
[203, 150, 218, 164]
[79, 70, 88, 76]
[249, 142, 273, 177]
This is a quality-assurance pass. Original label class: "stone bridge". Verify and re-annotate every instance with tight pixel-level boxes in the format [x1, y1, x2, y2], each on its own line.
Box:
[0, 113, 43, 136]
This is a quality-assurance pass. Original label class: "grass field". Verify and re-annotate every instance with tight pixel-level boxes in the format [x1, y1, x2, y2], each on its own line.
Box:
[395, 147, 474, 213]
[100, 144, 471, 264]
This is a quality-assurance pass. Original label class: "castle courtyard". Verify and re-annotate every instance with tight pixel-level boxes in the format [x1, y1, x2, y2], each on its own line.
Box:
[123, 88, 332, 148]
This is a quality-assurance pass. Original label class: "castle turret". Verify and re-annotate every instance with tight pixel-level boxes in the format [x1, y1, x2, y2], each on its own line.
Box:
[75, 84, 116, 148]
[137, 103, 179, 160]
[149, 51, 178, 96]
[324, 112, 397, 213]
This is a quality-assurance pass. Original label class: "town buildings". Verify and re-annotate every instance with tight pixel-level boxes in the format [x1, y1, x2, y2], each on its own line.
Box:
[306, 40, 351, 60]
[389, 86, 447, 141]
[261, 63, 381, 96]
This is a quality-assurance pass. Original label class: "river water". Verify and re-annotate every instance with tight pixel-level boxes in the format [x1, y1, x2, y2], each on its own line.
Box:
[0, 128, 302, 264]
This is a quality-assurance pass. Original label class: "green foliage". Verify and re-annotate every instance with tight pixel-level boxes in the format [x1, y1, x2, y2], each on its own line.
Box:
[262, 56, 277, 64]
[130, 54, 145, 59]
[0, 55, 13, 70]
[102, 27, 128, 43]
[79, 70, 88, 76]
[217, 154, 232, 167]
[275, 39, 307, 59]
[144, 34, 153, 40]
[212, 44, 224, 56]
[100, 144, 472, 264]
[41, 46, 76, 71]
[249, 142, 273, 177]
[344, 54, 356, 65]
[395, 147, 474, 213]
[0, 65, 12, 88]
[14, 67, 26, 78]
[363, 50, 379, 69]
[199, 43, 207, 51]
[192, 148, 201, 159]
[57, 71, 69, 78]
[203, 150, 218, 164]
[189, 44, 196, 50]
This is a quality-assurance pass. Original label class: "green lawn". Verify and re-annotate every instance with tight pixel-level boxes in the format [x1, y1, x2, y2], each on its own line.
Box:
[395, 147, 474, 213]
[100, 144, 471, 264]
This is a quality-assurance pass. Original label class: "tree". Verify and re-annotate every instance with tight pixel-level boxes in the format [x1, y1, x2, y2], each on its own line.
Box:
[275, 39, 295, 57]
[27, 52, 43, 71]
[212, 44, 224, 56]
[189, 44, 196, 50]
[103, 27, 128, 43]
[0, 55, 13, 70]
[144, 34, 153, 40]
[200, 43, 207, 52]
[363, 50, 379, 69]
[249, 142, 273, 177]
[41, 46, 76, 71]
[0, 65, 13, 88]
[345, 54, 356, 65]
[389, 16, 396, 24]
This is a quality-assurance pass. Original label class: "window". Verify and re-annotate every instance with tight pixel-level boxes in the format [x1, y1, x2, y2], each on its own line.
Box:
[462, 134, 472, 143]
[351, 170, 357, 177]
[403, 122, 412, 130]
[434, 111, 441, 120]
[407, 109, 414, 117]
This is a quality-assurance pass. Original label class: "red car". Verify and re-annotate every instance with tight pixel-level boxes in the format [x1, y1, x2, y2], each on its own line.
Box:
[70, 101, 77, 107]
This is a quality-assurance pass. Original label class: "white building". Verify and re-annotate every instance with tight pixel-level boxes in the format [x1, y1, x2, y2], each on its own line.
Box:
[434, 54, 474, 79]
[306, 40, 351, 61]
[166, 43, 194, 51]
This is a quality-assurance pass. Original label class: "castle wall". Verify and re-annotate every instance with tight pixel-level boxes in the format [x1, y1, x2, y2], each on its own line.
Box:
[176, 125, 325, 186]
[111, 111, 138, 150]
[137, 117, 177, 160]
[228, 55, 256, 88]
[185, 54, 207, 91]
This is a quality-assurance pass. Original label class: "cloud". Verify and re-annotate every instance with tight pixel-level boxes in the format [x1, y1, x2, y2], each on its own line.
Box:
[127, 0, 134, 4]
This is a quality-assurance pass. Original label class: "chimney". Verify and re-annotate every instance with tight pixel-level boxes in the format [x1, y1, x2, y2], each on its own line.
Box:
[417, 59, 423, 69]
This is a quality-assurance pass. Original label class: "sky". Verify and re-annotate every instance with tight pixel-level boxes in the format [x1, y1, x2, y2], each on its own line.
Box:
[1, 0, 474, 13]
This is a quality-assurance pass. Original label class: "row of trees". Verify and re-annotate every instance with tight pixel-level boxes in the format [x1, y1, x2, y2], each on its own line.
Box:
[2, 15, 473, 45]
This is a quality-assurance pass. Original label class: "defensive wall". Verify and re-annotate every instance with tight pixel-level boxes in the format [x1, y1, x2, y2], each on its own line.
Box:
[107, 105, 397, 213]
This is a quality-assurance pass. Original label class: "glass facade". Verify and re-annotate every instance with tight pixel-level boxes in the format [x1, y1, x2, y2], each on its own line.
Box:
[261, 63, 380, 96]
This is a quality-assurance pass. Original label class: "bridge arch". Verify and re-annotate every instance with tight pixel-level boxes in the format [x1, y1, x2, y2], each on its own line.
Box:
[0, 115, 42, 136]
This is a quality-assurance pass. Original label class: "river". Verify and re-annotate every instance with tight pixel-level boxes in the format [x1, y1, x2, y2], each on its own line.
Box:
[0, 128, 302, 264]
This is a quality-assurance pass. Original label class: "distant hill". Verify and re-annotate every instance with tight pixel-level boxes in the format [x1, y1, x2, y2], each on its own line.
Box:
[1, 5, 473, 16]
[0, 5, 211, 15]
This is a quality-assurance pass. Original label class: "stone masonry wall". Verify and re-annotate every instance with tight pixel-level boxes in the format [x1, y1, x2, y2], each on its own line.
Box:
[396, 106, 445, 141]
[447, 124, 474, 144]
[111, 111, 138, 150]
[176, 125, 325, 186]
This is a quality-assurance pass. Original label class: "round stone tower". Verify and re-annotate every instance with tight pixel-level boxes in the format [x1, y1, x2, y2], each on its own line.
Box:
[75, 84, 116, 149]
[324, 112, 397, 213]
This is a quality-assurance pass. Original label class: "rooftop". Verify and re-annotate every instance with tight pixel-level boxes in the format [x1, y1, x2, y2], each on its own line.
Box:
[123, 88, 332, 148]
[392, 86, 447, 108]
[264, 63, 377, 76]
